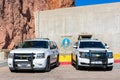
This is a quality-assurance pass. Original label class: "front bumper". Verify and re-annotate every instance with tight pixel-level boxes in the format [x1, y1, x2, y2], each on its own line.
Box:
[8, 59, 47, 70]
[79, 62, 113, 67]
[77, 58, 114, 68]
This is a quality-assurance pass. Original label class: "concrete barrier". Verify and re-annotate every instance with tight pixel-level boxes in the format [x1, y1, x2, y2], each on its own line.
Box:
[114, 53, 120, 63]
[0, 52, 5, 61]
[0, 49, 9, 61]
[35, 2, 120, 54]
[59, 53, 120, 65]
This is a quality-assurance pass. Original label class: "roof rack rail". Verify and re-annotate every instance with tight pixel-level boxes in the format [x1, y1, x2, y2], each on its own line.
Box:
[41, 38, 49, 40]
[28, 38, 49, 40]
[37, 38, 50, 40]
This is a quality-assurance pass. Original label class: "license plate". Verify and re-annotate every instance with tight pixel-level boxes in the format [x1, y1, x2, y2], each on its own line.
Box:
[91, 61, 102, 64]
[18, 64, 31, 67]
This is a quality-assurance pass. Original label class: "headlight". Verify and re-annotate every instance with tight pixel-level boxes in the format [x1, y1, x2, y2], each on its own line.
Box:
[107, 52, 113, 58]
[8, 53, 14, 58]
[79, 52, 90, 58]
[36, 53, 45, 58]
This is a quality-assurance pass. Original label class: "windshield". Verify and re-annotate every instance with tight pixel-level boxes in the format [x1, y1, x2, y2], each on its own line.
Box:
[19, 41, 48, 48]
[79, 41, 105, 49]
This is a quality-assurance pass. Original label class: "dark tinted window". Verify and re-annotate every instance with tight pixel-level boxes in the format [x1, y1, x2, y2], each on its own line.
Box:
[74, 42, 79, 47]
[19, 41, 48, 48]
[79, 41, 105, 49]
[50, 41, 57, 49]
[53, 42, 58, 49]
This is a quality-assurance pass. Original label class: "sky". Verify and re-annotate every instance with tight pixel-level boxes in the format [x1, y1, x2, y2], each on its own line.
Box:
[75, 0, 120, 6]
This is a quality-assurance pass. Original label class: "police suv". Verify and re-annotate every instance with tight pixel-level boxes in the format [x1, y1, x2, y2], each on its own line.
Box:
[8, 38, 59, 72]
[71, 35, 114, 70]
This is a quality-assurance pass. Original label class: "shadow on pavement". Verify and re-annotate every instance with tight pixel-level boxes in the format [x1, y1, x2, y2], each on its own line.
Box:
[72, 64, 112, 72]
[12, 65, 59, 73]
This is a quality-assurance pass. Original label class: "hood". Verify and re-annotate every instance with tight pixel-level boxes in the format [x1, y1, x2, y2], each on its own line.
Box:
[10, 48, 48, 54]
[78, 48, 112, 52]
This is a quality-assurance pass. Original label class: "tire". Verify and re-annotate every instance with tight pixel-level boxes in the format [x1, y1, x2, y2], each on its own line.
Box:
[45, 57, 51, 72]
[75, 56, 79, 70]
[71, 54, 74, 66]
[106, 66, 113, 71]
[9, 68, 15, 72]
[55, 55, 60, 67]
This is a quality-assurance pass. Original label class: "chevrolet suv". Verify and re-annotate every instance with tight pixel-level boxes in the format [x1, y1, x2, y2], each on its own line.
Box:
[8, 38, 59, 72]
[71, 39, 114, 70]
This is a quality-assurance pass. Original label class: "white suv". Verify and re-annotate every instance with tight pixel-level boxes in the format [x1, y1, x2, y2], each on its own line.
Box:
[71, 39, 114, 70]
[8, 38, 59, 72]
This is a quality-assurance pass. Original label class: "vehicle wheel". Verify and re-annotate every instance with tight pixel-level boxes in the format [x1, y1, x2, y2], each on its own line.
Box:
[75, 56, 79, 70]
[71, 54, 74, 66]
[45, 57, 51, 72]
[106, 66, 113, 71]
[79, 66, 84, 70]
[55, 55, 60, 67]
[9, 68, 15, 72]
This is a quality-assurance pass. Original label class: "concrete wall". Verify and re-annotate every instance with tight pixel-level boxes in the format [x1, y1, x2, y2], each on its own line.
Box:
[35, 2, 120, 54]
[0, 50, 9, 61]
[0, 52, 5, 61]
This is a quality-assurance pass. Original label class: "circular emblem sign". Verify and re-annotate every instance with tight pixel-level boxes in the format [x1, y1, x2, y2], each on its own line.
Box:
[62, 38, 70, 47]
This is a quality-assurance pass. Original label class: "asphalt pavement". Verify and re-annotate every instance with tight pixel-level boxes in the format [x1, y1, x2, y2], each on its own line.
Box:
[0, 59, 120, 69]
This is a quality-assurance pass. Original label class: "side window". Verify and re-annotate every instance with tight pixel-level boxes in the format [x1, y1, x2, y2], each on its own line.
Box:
[73, 41, 79, 49]
[52, 42, 56, 49]
[50, 41, 53, 49]
[50, 41, 55, 49]
[53, 42, 58, 49]
[76, 42, 79, 47]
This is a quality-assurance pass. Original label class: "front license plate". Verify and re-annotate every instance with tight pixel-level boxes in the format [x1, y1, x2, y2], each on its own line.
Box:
[18, 64, 31, 67]
[91, 61, 102, 64]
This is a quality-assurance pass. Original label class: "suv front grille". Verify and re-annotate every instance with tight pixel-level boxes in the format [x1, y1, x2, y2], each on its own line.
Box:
[90, 51, 107, 65]
[13, 53, 35, 69]
[14, 54, 34, 60]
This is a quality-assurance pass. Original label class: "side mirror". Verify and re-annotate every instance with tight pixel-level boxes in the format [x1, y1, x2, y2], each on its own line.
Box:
[73, 45, 77, 49]
[105, 43, 109, 49]
[106, 46, 109, 49]
[105, 43, 107, 46]
[15, 45, 19, 49]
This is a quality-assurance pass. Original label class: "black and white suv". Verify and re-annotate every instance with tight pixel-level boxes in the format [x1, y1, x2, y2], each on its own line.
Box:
[8, 38, 59, 72]
[71, 39, 114, 70]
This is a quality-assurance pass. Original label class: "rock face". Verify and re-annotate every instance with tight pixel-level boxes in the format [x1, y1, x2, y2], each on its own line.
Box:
[0, 0, 74, 49]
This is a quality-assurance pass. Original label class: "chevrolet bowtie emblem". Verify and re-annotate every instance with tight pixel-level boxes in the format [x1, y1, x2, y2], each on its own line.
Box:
[22, 55, 26, 58]
[96, 54, 100, 57]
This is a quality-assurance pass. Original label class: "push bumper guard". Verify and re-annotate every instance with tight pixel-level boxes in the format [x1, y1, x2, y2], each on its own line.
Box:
[89, 50, 108, 68]
[13, 53, 35, 70]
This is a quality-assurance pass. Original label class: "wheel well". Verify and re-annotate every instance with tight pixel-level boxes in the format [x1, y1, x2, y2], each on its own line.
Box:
[57, 54, 59, 57]
[47, 56, 50, 59]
